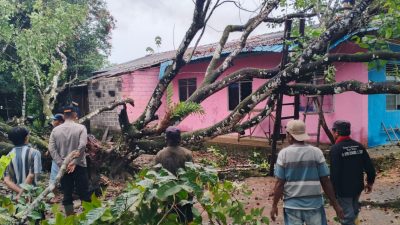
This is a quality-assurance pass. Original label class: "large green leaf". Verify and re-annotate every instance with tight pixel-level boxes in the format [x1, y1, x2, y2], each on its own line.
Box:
[156, 181, 183, 201]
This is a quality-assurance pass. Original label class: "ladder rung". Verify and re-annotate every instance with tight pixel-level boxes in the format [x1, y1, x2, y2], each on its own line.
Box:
[281, 116, 296, 120]
[282, 103, 296, 106]
[303, 112, 319, 115]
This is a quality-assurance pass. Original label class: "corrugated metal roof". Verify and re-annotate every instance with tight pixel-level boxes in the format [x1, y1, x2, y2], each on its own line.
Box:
[90, 31, 284, 80]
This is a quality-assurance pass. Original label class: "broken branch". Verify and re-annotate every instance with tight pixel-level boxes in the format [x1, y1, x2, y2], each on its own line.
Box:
[78, 98, 134, 124]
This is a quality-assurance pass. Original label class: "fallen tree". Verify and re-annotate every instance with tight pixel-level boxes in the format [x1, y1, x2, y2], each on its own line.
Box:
[3, 0, 400, 175]
[109, 0, 400, 157]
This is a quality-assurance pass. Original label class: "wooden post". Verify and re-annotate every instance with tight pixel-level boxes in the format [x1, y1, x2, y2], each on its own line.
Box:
[269, 19, 292, 176]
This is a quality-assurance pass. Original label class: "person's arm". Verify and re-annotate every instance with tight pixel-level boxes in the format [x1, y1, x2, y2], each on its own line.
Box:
[33, 151, 42, 184]
[362, 147, 376, 193]
[329, 147, 341, 195]
[4, 176, 22, 194]
[270, 178, 284, 221]
[49, 131, 63, 167]
[74, 125, 88, 165]
[320, 176, 344, 220]
[25, 173, 34, 185]
[270, 153, 286, 222]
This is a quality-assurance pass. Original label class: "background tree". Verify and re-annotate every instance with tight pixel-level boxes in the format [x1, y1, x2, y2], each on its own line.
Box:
[0, 0, 114, 121]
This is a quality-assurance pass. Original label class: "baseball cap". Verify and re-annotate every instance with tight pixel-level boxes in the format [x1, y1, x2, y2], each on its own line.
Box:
[166, 126, 181, 139]
[51, 114, 64, 122]
[286, 120, 310, 141]
[332, 120, 351, 133]
[63, 105, 76, 113]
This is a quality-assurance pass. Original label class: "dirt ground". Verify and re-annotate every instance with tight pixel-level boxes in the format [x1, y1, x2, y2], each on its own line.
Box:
[130, 144, 400, 225]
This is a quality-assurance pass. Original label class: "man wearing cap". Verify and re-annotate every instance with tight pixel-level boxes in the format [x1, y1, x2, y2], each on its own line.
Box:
[270, 120, 344, 225]
[155, 126, 193, 223]
[49, 106, 90, 215]
[49, 114, 65, 182]
[330, 120, 376, 225]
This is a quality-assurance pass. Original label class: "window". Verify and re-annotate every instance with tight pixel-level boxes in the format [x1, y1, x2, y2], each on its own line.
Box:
[228, 79, 252, 110]
[299, 68, 334, 113]
[178, 78, 197, 101]
[386, 63, 400, 110]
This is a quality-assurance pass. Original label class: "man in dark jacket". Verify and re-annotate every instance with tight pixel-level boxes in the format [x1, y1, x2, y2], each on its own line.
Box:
[330, 120, 376, 225]
[155, 126, 193, 224]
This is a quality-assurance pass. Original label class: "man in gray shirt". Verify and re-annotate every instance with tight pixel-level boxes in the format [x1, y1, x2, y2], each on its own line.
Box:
[49, 106, 90, 215]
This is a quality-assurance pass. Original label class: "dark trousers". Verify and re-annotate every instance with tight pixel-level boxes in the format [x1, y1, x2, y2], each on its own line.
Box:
[60, 165, 91, 206]
[175, 204, 193, 224]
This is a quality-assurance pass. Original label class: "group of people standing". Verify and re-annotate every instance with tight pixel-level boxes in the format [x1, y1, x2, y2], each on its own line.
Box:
[270, 119, 376, 225]
[3, 108, 376, 225]
[3, 106, 90, 216]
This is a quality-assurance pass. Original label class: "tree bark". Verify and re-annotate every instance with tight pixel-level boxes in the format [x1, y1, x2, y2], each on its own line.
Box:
[283, 80, 400, 95]
[21, 76, 26, 121]
[133, 0, 209, 130]
[78, 98, 134, 124]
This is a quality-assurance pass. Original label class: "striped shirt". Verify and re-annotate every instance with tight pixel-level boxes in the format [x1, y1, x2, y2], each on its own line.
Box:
[4, 145, 42, 186]
[274, 144, 329, 209]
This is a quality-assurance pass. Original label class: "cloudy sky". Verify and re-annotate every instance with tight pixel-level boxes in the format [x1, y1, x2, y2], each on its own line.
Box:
[105, 0, 283, 64]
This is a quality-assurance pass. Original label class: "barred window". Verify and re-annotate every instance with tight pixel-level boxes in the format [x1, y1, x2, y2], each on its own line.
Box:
[178, 78, 197, 101]
[386, 63, 400, 110]
[228, 79, 252, 111]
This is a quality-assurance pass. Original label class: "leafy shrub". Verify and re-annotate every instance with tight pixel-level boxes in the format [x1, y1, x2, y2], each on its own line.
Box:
[199, 146, 228, 167]
[0, 163, 270, 224]
[249, 152, 270, 173]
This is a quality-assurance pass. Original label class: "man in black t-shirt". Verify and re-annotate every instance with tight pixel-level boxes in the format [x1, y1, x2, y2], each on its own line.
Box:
[330, 120, 376, 225]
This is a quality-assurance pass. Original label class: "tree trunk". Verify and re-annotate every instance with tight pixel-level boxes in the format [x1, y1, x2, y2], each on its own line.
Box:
[21, 77, 26, 121]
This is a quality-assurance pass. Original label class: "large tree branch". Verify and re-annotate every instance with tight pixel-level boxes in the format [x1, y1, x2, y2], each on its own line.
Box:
[233, 95, 276, 134]
[58, 72, 78, 94]
[163, 67, 279, 128]
[79, 98, 134, 124]
[203, 0, 280, 84]
[264, 12, 317, 23]
[181, 0, 374, 142]
[283, 80, 400, 95]
[0, 122, 48, 150]
[133, 0, 209, 130]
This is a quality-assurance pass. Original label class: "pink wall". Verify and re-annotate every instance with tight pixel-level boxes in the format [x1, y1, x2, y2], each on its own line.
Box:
[298, 43, 369, 145]
[172, 53, 281, 135]
[121, 67, 165, 125]
[121, 43, 369, 145]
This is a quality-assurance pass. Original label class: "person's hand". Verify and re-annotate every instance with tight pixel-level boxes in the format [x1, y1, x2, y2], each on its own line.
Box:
[333, 203, 345, 221]
[71, 150, 80, 159]
[364, 183, 373, 194]
[67, 162, 76, 174]
[270, 205, 278, 222]
[15, 190, 23, 202]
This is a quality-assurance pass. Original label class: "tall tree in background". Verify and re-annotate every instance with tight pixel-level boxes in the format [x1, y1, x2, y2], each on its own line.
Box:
[0, 0, 114, 120]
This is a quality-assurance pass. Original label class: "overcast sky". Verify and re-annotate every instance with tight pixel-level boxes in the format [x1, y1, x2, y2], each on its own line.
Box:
[105, 0, 283, 64]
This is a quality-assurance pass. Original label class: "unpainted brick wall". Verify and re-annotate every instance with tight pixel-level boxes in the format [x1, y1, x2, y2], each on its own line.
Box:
[88, 77, 122, 130]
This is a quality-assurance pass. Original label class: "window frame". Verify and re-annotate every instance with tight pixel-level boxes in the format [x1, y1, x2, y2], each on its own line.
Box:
[299, 68, 335, 113]
[385, 63, 400, 111]
[178, 78, 197, 102]
[228, 79, 253, 111]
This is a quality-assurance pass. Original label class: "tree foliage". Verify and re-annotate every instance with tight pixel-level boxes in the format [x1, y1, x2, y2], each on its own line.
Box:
[0, 163, 269, 225]
[0, 0, 114, 120]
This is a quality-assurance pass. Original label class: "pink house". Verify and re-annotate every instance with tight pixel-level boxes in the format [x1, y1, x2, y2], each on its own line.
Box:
[86, 32, 400, 147]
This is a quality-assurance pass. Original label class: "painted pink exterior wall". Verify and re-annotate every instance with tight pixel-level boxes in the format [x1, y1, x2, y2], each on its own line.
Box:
[171, 53, 281, 136]
[120, 43, 369, 145]
[304, 43, 369, 145]
[121, 67, 166, 125]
